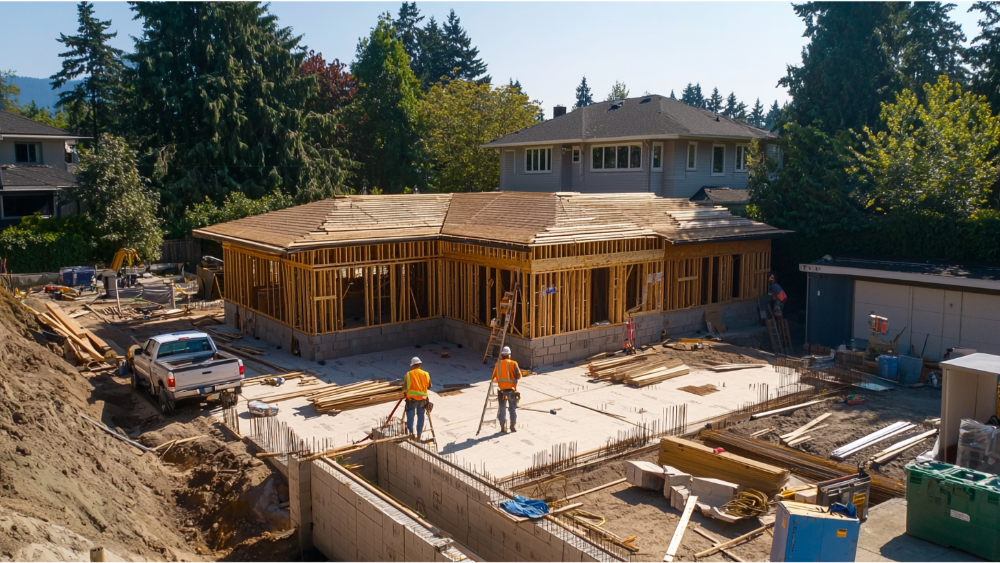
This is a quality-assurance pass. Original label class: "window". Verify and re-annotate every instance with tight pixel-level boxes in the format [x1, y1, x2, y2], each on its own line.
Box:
[14, 143, 39, 163]
[712, 144, 725, 175]
[156, 338, 213, 358]
[1, 194, 52, 218]
[525, 147, 551, 172]
[652, 143, 663, 170]
[572, 146, 581, 162]
[591, 144, 641, 170]
[686, 142, 697, 170]
[735, 145, 748, 172]
[766, 143, 781, 166]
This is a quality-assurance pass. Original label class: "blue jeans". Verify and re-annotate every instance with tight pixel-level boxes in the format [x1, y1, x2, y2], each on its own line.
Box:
[497, 389, 517, 426]
[405, 399, 426, 436]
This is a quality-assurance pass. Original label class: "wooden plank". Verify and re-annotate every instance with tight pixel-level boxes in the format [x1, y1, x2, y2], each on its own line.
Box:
[691, 527, 746, 563]
[873, 429, 937, 464]
[564, 478, 627, 501]
[45, 302, 89, 338]
[780, 413, 832, 441]
[663, 495, 698, 562]
[693, 525, 772, 559]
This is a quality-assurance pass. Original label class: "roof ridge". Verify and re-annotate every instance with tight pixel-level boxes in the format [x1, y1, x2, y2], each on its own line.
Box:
[0, 109, 72, 135]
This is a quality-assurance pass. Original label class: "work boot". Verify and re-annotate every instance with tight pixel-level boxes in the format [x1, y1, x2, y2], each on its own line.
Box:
[500, 424, 507, 433]
[511, 422, 517, 433]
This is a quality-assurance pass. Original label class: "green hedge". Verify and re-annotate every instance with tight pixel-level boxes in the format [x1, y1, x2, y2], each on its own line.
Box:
[772, 212, 1000, 295]
[0, 229, 91, 274]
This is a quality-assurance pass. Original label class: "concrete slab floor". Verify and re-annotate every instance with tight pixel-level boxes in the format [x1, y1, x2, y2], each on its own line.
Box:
[225, 333, 800, 479]
[857, 499, 986, 562]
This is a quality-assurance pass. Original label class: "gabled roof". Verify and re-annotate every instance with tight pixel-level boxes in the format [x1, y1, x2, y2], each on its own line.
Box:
[0, 164, 80, 191]
[0, 110, 82, 137]
[194, 192, 788, 253]
[484, 96, 776, 148]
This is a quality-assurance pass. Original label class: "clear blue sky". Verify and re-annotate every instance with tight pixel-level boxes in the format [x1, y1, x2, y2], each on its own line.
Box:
[0, 1, 985, 115]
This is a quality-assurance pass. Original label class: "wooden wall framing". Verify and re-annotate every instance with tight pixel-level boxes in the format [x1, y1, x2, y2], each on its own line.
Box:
[221, 237, 771, 340]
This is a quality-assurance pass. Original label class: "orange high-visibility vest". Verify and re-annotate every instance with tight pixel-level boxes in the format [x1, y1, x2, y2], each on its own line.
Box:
[491, 359, 519, 390]
[404, 368, 430, 400]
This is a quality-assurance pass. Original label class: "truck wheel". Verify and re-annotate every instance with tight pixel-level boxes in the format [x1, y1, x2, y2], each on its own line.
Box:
[158, 386, 175, 415]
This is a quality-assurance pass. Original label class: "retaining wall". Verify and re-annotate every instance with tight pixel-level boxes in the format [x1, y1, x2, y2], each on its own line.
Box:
[227, 298, 758, 369]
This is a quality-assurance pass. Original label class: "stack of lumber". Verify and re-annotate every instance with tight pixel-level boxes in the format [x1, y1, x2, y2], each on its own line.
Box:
[587, 354, 690, 387]
[312, 380, 403, 413]
[778, 412, 831, 447]
[706, 363, 767, 372]
[243, 372, 305, 386]
[657, 436, 789, 496]
[28, 303, 116, 368]
[254, 378, 403, 414]
[872, 429, 937, 464]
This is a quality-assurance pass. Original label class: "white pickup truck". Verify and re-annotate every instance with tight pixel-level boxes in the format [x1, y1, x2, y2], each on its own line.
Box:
[129, 331, 244, 414]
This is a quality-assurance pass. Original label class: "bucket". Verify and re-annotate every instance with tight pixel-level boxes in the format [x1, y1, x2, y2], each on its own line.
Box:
[877, 355, 899, 380]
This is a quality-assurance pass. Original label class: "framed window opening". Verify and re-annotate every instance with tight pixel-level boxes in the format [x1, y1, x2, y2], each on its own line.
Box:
[525, 147, 552, 173]
[686, 142, 698, 171]
[711, 144, 726, 176]
[735, 145, 749, 172]
[591, 144, 642, 171]
[1, 193, 53, 219]
[572, 145, 581, 163]
[15, 143, 40, 163]
[652, 142, 663, 171]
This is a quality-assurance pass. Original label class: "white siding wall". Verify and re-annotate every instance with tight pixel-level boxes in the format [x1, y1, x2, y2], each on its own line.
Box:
[852, 280, 1000, 359]
[0, 139, 68, 169]
[667, 139, 750, 198]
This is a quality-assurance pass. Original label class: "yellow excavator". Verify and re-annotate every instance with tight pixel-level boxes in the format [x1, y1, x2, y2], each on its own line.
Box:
[110, 248, 144, 275]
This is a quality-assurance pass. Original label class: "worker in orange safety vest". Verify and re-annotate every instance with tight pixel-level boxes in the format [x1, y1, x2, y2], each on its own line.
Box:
[769, 273, 788, 318]
[404, 357, 431, 438]
[491, 346, 522, 433]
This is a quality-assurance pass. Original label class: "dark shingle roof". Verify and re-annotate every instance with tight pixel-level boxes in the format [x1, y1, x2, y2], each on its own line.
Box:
[0, 164, 80, 190]
[485, 96, 776, 147]
[0, 110, 75, 136]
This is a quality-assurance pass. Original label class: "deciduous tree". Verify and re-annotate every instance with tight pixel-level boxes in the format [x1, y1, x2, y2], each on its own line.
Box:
[301, 50, 357, 114]
[607, 81, 629, 101]
[420, 80, 539, 192]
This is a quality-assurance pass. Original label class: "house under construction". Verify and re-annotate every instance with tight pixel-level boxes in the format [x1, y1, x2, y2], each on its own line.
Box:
[193, 192, 787, 367]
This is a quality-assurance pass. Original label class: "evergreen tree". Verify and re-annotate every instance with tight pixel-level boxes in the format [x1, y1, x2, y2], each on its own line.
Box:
[723, 92, 740, 118]
[50, 1, 124, 142]
[347, 13, 426, 193]
[779, 2, 901, 134]
[574, 76, 594, 108]
[606, 81, 629, 101]
[749, 98, 765, 127]
[396, 2, 423, 64]
[680, 83, 697, 106]
[707, 87, 724, 113]
[509, 78, 522, 91]
[693, 83, 705, 108]
[441, 10, 488, 84]
[968, 1, 1000, 113]
[898, 2, 967, 97]
[415, 16, 447, 88]
[127, 2, 352, 217]
[765, 100, 781, 130]
[670, 90, 676, 99]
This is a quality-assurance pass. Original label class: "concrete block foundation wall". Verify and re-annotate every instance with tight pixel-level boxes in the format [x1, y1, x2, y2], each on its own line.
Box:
[228, 299, 758, 369]
[377, 441, 620, 562]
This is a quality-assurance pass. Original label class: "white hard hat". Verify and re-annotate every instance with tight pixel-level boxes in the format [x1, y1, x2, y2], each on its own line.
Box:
[501, 346, 511, 355]
[410, 357, 422, 366]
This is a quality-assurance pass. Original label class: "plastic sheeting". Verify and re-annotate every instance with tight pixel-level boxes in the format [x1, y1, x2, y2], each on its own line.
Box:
[957, 418, 1000, 476]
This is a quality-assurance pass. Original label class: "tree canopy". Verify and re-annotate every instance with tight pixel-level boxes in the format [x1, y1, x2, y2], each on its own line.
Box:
[607, 81, 630, 101]
[575, 76, 594, 108]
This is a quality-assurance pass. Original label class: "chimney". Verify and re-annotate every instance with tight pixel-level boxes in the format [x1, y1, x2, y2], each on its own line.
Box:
[553, 105, 566, 118]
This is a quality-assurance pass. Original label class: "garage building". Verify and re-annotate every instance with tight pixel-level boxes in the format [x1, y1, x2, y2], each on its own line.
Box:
[800, 257, 1000, 360]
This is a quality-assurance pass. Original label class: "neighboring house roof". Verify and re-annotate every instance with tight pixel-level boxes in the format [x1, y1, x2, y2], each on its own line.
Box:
[483, 96, 776, 148]
[799, 256, 1000, 292]
[194, 192, 789, 252]
[0, 110, 82, 137]
[690, 187, 749, 204]
[0, 164, 80, 191]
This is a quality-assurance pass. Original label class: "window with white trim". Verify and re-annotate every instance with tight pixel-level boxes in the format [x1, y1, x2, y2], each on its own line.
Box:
[591, 144, 641, 170]
[735, 145, 749, 172]
[686, 142, 697, 170]
[525, 147, 551, 172]
[711, 144, 725, 175]
[652, 143, 663, 171]
[15, 143, 40, 163]
[572, 145, 581, 162]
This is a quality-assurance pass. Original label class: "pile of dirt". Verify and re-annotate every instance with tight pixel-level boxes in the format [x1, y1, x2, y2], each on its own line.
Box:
[0, 291, 290, 562]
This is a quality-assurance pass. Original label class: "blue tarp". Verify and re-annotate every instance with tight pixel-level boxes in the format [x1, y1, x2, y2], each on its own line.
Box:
[500, 496, 549, 519]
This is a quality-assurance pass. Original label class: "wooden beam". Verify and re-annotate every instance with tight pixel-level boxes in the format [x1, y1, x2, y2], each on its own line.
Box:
[564, 477, 627, 501]
[664, 494, 698, 562]
[693, 524, 772, 559]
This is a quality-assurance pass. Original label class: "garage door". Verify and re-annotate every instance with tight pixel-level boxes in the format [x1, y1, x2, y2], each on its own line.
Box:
[852, 280, 1000, 359]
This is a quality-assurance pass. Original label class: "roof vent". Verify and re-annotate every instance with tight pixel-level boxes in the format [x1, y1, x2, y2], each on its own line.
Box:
[640, 97, 651, 104]
[608, 100, 624, 111]
[715, 116, 720, 122]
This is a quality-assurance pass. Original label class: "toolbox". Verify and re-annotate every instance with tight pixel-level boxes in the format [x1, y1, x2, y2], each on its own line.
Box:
[770, 500, 860, 562]
[905, 461, 1000, 561]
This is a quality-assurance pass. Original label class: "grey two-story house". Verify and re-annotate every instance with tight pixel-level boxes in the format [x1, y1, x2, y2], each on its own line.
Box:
[483, 95, 778, 198]
[0, 110, 84, 228]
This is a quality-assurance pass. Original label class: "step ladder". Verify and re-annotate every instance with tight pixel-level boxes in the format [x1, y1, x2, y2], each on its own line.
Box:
[765, 305, 793, 355]
[483, 288, 518, 363]
[476, 283, 519, 436]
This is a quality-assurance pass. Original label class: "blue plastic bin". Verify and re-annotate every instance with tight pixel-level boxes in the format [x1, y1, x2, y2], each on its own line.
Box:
[877, 355, 899, 380]
[896, 355, 923, 384]
[59, 266, 96, 288]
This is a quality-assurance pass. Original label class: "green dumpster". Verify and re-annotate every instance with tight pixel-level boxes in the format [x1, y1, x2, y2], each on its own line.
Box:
[905, 461, 1000, 561]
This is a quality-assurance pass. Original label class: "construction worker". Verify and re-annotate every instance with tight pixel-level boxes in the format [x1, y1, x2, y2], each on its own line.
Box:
[491, 346, 522, 433]
[769, 273, 788, 318]
[404, 357, 431, 438]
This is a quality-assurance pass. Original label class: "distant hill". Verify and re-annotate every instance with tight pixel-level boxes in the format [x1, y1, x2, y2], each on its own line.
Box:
[10, 76, 82, 109]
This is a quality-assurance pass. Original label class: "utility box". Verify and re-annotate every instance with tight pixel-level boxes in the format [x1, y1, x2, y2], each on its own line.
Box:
[770, 501, 860, 562]
[905, 461, 1000, 561]
[939, 354, 1000, 464]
